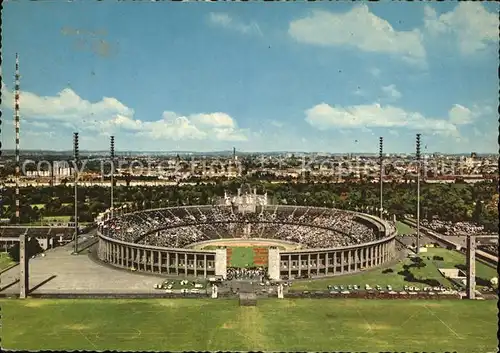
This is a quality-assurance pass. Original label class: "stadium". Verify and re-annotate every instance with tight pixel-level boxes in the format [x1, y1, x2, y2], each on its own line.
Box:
[97, 187, 397, 280]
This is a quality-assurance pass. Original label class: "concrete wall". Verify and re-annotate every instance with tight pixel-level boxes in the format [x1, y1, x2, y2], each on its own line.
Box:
[98, 234, 217, 278]
[215, 249, 227, 279]
[278, 237, 396, 279]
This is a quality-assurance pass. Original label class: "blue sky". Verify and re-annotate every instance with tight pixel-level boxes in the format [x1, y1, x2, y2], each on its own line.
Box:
[1, 2, 498, 153]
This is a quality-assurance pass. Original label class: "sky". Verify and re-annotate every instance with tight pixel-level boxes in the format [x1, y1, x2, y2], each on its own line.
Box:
[1, 2, 498, 153]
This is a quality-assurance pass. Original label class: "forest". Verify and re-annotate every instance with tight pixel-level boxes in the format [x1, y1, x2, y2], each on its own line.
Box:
[0, 179, 496, 231]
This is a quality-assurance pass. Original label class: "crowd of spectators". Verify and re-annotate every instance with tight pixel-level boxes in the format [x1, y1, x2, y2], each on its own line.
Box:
[98, 205, 380, 249]
[420, 219, 498, 255]
[421, 219, 486, 236]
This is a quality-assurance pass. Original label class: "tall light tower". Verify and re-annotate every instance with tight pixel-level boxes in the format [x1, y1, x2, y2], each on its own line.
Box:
[72, 132, 79, 254]
[0, 64, 3, 220]
[14, 53, 21, 224]
[110, 136, 115, 218]
[379, 137, 384, 219]
[415, 133, 421, 254]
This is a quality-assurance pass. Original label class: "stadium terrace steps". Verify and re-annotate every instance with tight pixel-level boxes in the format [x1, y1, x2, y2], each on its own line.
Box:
[253, 247, 269, 266]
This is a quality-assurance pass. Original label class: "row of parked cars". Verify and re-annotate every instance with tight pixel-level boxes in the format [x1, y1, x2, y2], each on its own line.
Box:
[258, 281, 292, 287]
[323, 284, 462, 294]
[154, 280, 206, 293]
[479, 287, 496, 293]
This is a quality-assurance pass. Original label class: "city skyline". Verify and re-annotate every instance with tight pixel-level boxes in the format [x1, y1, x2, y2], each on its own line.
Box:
[1, 2, 498, 153]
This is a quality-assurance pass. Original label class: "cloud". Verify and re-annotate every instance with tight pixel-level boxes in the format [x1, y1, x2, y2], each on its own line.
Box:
[269, 120, 284, 128]
[381, 84, 402, 100]
[0, 84, 248, 142]
[423, 3, 498, 55]
[304, 102, 469, 137]
[448, 104, 473, 125]
[1, 82, 133, 124]
[208, 12, 262, 36]
[288, 6, 426, 65]
[448, 103, 491, 126]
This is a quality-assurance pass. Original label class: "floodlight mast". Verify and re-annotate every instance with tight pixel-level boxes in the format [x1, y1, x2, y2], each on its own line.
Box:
[0, 60, 3, 218]
[415, 134, 421, 254]
[14, 53, 21, 225]
[110, 136, 115, 218]
[379, 137, 384, 219]
[73, 132, 79, 254]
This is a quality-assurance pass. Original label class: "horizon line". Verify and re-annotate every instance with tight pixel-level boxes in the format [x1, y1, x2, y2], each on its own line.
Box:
[0, 149, 495, 155]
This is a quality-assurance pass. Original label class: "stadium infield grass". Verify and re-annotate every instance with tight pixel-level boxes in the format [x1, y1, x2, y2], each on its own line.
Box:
[0, 298, 496, 352]
[291, 248, 497, 291]
[229, 246, 255, 267]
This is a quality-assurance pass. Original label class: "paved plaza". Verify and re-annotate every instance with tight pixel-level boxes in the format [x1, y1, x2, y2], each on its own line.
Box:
[0, 240, 164, 295]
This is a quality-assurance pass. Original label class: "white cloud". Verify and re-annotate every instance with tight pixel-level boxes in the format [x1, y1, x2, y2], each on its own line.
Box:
[208, 12, 262, 36]
[448, 104, 473, 125]
[424, 3, 498, 55]
[1, 82, 133, 123]
[190, 112, 235, 128]
[0, 84, 248, 142]
[448, 103, 491, 126]
[305, 102, 464, 136]
[288, 6, 426, 65]
[381, 84, 402, 100]
[269, 120, 284, 128]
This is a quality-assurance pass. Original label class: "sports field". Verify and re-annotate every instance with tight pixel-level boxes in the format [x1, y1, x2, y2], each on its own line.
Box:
[198, 240, 293, 268]
[228, 246, 255, 267]
[198, 246, 257, 267]
[0, 298, 496, 352]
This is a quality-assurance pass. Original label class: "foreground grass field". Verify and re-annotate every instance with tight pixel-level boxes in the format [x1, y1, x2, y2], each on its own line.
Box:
[1, 298, 496, 352]
[292, 248, 497, 291]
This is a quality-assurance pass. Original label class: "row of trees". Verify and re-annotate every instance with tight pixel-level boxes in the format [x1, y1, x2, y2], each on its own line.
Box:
[0, 179, 497, 230]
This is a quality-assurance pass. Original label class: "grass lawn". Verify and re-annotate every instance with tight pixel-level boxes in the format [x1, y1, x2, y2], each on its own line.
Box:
[200, 245, 219, 250]
[396, 221, 415, 235]
[42, 216, 71, 222]
[292, 248, 497, 291]
[0, 298, 496, 352]
[0, 252, 16, 271]
[30, 203, 46, 209]
[229, 247, 255, 268]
